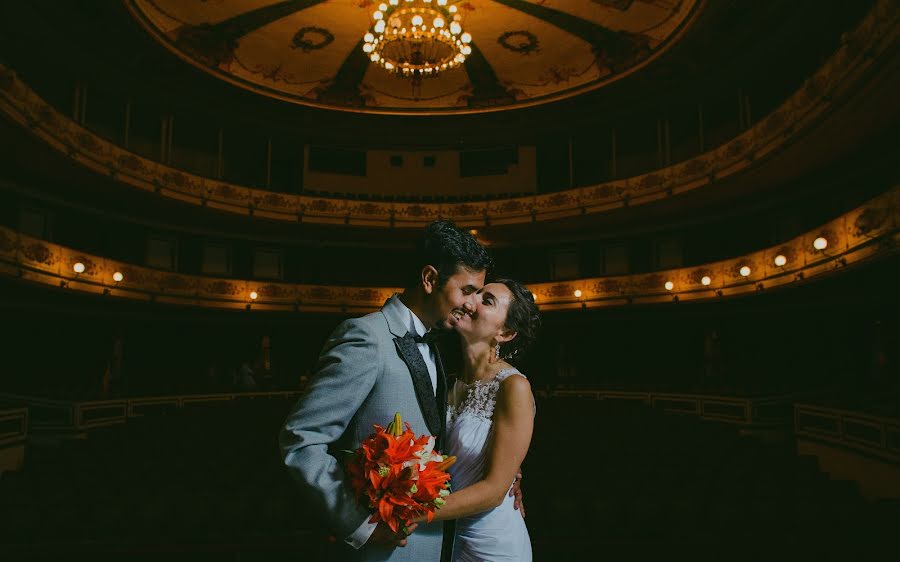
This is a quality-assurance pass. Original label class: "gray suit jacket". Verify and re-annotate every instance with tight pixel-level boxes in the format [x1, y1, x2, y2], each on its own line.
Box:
[280, 294, 448, 561]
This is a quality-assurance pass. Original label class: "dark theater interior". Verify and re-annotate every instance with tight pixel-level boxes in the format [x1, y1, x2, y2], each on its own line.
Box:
[0, 1, 898, 561]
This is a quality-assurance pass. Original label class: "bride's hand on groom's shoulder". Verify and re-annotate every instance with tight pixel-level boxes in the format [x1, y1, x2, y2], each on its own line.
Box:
[369, 521, 418, 548]
[510, 469, 525, 518]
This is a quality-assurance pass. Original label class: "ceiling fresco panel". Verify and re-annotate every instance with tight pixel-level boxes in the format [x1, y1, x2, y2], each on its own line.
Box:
[127, 0, 703, 114]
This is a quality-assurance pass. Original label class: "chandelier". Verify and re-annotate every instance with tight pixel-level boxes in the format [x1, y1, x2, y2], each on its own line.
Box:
[362, 0, 472, 78]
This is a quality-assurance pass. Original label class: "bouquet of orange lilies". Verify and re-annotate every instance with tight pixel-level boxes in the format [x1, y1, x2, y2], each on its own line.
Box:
[346, 412, 456, 534]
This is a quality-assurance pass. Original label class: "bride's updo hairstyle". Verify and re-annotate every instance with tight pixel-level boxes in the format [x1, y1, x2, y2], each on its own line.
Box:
[494, 278, 541, 366]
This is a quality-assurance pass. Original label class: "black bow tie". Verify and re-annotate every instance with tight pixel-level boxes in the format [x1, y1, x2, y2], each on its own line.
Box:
[412, 331, 439, 345]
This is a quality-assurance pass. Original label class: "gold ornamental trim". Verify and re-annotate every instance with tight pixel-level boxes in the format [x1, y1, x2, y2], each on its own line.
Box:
[0, 187, 896, 312]
[0, 1, 896, 227]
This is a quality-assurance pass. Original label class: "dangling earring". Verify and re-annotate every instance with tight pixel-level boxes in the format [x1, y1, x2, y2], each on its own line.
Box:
[494, 343, 501, 361]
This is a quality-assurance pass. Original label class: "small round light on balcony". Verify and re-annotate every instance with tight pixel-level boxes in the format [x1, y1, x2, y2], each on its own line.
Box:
[113, 272, 124, 283]
[665, 281, 674, 291]
[774, 254, 787, 267]
[249, 291, 258, 301]
[531, 292, 537, 302]
[813, 237, 828, 250]
[739, 266, 751, 277]
[574, 290, 583, 298]
[701, 276, 712, 286]
[73, 262, 85, 274]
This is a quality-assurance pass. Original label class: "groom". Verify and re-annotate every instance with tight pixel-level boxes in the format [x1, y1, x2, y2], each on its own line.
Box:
[280, 221, 516, 561]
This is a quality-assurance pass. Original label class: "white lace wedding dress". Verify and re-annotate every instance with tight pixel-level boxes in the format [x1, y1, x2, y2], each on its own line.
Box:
[445, 368, 533, 561]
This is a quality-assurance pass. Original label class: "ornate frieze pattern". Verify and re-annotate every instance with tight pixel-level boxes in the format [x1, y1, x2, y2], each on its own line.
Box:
[0, 187, 895, 312]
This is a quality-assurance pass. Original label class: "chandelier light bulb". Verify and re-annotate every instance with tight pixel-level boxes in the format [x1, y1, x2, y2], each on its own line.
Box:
[739, 266, 751, 277]
[113, 271, 124, 282]
[813, 237, 828, 250]
[364, 0, 471, 78]
[701, 276, 712, 286]
[665, 281, 674, 291]
[774, 254, 787, 267]
[73, 262, 85, 274]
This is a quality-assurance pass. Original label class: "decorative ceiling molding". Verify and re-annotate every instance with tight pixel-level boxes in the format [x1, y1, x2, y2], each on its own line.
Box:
[124, 0, 703, 115]
[1, 186, 895, 312]
[1, 0, 895, 227]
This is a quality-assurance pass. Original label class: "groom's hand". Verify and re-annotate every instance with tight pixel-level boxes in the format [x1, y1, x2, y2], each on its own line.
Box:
[510, 469, 525, 518]
[369, 522, 418, 548]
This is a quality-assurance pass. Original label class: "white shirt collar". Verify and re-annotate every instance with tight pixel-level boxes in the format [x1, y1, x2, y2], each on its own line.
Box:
[396, 296, 429, 338]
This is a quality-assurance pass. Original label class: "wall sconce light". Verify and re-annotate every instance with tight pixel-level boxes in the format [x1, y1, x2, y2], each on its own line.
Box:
[813, 237, 828, 251]
[113, 271, 124, 283]
[739, 266, 751, 277]
[664, 281, 674, 291]
[774, 254, 787, 267]
[73, 262, 85, 274]
[701, 276, 712, 286]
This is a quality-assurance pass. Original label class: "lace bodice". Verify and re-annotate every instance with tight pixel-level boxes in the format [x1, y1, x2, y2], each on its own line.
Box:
[448, 368, 523, 424]
[445, 367, 534, 560]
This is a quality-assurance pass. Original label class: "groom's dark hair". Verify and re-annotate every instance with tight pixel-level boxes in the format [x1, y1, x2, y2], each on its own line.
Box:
[414, 221, 493, 289]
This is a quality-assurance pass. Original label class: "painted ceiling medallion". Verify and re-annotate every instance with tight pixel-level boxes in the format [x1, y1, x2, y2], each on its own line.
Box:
[126, 0, 703, 114]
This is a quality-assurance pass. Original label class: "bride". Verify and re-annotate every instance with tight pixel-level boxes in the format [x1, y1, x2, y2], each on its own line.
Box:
[413, 278, 540, 561]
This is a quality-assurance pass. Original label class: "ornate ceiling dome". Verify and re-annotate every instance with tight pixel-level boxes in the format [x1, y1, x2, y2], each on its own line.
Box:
[127, 0, 702, 115]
